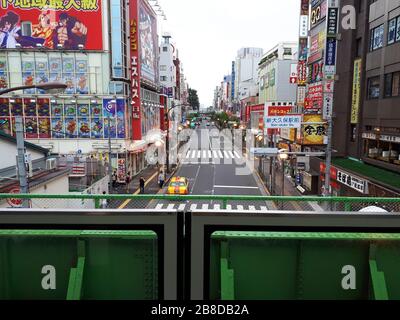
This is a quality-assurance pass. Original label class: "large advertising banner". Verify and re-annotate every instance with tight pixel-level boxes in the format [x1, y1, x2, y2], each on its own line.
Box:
[139, 0, 158, 85]
[0, 0, 103, 50]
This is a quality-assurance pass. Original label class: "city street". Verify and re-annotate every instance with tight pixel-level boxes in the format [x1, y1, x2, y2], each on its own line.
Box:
[147, 122, 271, 211]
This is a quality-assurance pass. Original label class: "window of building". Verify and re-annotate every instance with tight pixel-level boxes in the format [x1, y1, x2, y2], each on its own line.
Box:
[388, 17, 397, 44]
[397, 16, 400, 42]
[370, 24, 384, 51]
[367, 76, 380, 99]
[384, 72, 400, 97]
[160, 76, 167, 81]
[160, 65, 167, 71]
[163, 46, 168, 52]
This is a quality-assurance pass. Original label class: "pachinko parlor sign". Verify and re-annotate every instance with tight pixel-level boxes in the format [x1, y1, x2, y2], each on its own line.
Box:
[0, 0, 103, 50]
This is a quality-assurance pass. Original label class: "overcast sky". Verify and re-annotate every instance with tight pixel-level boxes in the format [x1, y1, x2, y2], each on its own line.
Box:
[156, 0, 300, 108]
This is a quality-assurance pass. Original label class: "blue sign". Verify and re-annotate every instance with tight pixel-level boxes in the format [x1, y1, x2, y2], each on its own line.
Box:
[325, 38, 337, 66]
[296, 174, 302, 185]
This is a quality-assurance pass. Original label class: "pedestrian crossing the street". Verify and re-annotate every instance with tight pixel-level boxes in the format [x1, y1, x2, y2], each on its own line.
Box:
[154, 203, 269, 212]
[181, 149, 243, 163]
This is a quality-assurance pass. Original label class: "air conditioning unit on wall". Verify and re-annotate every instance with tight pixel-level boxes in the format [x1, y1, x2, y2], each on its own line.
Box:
[46, 158, 57, 170]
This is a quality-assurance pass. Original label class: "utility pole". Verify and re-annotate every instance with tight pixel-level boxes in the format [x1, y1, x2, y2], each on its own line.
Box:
[108, 115, 113, 194]
[16, 116, 29, 208]
[323, 0, 340, 197]
[165, 108, 170, 174]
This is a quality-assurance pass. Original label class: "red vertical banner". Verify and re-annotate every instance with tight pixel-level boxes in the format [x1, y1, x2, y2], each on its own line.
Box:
[130, 0, 142, 141]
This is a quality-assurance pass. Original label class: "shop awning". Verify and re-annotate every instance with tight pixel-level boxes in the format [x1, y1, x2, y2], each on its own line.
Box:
[332, 158, 400, 192]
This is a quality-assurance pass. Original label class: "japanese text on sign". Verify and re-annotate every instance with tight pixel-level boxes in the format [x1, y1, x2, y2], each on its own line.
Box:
[265, 115, 302, 129]
[337, 170, 368, 194]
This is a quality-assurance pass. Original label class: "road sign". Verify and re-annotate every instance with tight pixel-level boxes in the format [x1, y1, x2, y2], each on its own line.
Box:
[265, 115, 302, 129]
[250, 148, 279, 156]
[7, 187, 22, 208]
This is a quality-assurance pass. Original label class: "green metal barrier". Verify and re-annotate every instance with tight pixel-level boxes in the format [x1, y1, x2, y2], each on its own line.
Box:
[210, 232, 400, 300]
[0, 230, 158, 300]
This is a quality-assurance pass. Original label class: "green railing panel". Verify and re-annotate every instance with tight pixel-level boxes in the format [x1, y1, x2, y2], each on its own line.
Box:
[210, 232, 400, 300]
[0, 230, 158, 300]
[371, 244, 400, 299]
[0, 236, 76, 299]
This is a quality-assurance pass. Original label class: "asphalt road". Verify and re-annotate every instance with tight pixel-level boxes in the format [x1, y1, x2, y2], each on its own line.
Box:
[149, 122, 271, 211]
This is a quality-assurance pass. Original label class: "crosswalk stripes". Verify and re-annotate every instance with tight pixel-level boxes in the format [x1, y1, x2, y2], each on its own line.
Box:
[181, 149, 244, 163]
[153, 203, 270, 211]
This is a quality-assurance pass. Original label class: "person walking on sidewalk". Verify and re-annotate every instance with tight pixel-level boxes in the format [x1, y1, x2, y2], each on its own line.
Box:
[158, 171, 165, 189]
[139, 176, 145, 194]
[125, 171, 131, 193]
[112, 171, 117, 189]
[101, 191, 108, 209]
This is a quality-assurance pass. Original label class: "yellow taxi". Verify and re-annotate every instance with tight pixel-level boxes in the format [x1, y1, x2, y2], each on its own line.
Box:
[167, 177, 189, 195]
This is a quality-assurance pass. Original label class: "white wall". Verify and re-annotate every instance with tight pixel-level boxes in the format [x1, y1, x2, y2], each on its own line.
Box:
[0, 173, 70, 208]
[0, 140, 44, 170]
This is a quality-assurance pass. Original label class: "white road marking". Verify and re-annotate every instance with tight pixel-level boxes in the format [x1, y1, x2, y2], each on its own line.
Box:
[234, 151, 241, 158]
[237, 205, 244, 211]
[226, 204, 232, 210]
[167, 204, 175, 210]
[190, 204, 197, 211]
[208, 150, 212, 158]
[203, 150, 207, 158]
[202, 204, 209, 210]
[249, 205, 256, 211]
[197, 151, 201, 158]
[218, 151, 223, 158]
[156, 204, 164, 210]
[223, 151, 229, 158]
[214, 204, 221, 210]
[260, 206, 268, 211]
[213, 185, 259, 189]
[191, 150, 196, 158]
[186, 150, 190, 158]
[228, 151, 235, 158]
[178, 204, 186, 211]
[213, 150, 218, 158]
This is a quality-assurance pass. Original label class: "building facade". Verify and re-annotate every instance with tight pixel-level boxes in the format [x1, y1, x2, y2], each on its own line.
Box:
[0, 0, 162, 183]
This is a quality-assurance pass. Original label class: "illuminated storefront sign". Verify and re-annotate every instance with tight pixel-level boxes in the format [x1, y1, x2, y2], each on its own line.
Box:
[302, 114, 327, 145]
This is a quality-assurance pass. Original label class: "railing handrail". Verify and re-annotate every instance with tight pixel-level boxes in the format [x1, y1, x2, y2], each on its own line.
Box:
[0, 193, 399, 203]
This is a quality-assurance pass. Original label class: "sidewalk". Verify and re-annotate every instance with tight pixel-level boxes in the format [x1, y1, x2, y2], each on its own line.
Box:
[109, 140, 189, 209]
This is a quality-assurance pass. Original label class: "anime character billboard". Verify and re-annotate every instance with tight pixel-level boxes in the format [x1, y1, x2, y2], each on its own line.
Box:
[0, 0, 103, 50]
[139, 0, 158, 84]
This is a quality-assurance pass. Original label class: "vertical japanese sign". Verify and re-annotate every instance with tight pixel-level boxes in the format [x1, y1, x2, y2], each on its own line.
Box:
[322, 0, 339, 121]
[296, 0, 310, 108]
[351, 59, 362, 124]
[130, 0, 142, 141]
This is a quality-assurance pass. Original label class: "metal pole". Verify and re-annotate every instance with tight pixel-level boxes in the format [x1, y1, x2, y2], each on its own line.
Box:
[108, 115, 113, 194]
[166, 112, 170, 174]
[16, 116, 29, 208]
[323, 0, 340, 198]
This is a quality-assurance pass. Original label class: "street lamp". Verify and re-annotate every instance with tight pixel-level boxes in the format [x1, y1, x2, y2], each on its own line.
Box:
[0, 82, 67, 207]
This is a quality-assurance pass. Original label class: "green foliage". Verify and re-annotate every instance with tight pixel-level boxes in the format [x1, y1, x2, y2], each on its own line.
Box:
[188, 88, 200, 110]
